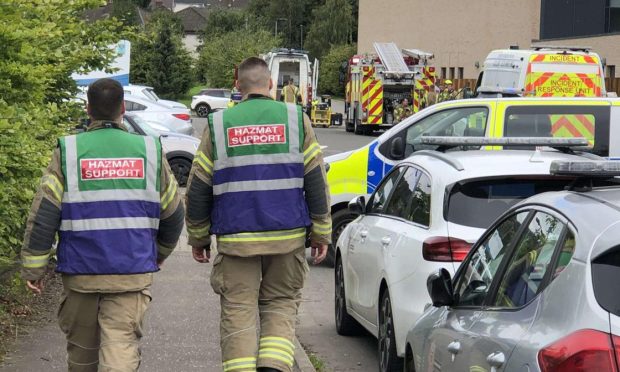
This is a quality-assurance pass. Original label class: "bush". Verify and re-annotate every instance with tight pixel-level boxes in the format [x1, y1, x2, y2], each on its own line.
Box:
[197, 30, 281, 88]
[318, 44, 356, 96]
[0, 0, 128, 263]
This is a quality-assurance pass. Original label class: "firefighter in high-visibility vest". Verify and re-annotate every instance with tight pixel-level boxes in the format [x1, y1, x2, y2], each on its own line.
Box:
[20, 78, 184, 371]
[186, 57, 331, 372]
[438, 79, 455, 102]
[282, 78, 300, 104]
[394, 98, 413, 122]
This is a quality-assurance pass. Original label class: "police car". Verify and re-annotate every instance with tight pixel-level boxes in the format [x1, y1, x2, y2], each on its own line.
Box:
[334, 137, 602, 372]
[326, 96, 620, 265]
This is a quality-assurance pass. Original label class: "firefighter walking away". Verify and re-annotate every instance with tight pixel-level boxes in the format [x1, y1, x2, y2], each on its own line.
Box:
[20, 78, 185, 372]
[186, 57, 331, 372]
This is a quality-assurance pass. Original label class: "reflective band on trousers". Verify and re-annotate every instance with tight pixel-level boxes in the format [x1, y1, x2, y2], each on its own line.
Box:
[211, 103, 301, 163]
[213, 178, 304, 196]
[60, 217, 159, 232]
[222, 357, 257, 372]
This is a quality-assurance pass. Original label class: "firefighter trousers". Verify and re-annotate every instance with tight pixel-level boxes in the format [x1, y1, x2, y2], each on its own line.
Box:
[210, 247, 309, 372]
[57, 288, 151, 372]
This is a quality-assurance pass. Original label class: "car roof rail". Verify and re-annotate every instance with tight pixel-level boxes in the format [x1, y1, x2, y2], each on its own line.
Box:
[419, 136, 589, 154]
[412, 150, 465, 171]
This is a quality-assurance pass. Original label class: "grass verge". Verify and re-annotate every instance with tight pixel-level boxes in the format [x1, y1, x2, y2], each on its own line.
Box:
[307, 352, 327, 372]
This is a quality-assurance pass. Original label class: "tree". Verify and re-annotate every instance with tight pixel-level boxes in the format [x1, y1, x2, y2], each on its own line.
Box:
[146, 22, 193, 98]
[247, 0, 308, 49]
[111, 0, 140, 27]
[131, 10, 193, 98]
[304, 0, 353, 59]
[201, 8, 249, 39]
[318, 43, 356, 95]
[0, 0, 127, 263]
[197, 30, 281, 88]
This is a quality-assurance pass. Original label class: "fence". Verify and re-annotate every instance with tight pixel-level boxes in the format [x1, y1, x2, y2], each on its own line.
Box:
[447, 78, 620, 96]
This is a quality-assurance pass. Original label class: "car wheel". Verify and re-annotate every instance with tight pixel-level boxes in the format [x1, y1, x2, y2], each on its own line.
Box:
[168, 157, 192, 187]
[345, 120, 354, 132]
[335, 255, 363, 336]
[379, 290, 404, 372]
[326, 209, 358, 267]
[354, 119, 364, 135]
[195, 103, 211, 118]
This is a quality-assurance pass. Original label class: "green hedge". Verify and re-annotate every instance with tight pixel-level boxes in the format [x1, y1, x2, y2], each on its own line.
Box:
[0, 1, 128, 263]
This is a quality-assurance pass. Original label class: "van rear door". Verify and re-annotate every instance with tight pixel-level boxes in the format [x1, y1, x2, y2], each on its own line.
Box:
[525, 54, 605, 97]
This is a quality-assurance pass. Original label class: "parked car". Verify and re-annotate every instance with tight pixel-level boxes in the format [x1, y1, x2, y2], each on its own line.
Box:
[326, 96, 620, 266]
[124, 94, 193, 136]
[191, 88, 231, 117]
[334, 137, 600, 372]
[123, 84, 187, 109]
[124, 113, 198, 186]
[406, 160, 620, 372]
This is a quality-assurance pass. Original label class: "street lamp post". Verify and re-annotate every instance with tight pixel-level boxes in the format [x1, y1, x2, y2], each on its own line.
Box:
[275, 18, 287, 38]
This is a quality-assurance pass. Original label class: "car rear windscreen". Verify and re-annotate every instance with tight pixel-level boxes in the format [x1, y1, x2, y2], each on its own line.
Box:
[592, 247, 620, 317]
[446, 177, 575, 229]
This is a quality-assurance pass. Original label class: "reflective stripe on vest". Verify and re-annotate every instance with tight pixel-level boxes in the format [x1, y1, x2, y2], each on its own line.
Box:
[57, 130, 161, 275]
[209, 101, 310, 235]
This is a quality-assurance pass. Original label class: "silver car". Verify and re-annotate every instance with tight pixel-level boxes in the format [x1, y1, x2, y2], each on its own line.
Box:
[124, 94, 193, 136]
[405, 160, 620, 372]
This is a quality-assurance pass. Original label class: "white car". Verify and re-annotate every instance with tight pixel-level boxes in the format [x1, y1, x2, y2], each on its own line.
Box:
[124, 113, 198, 186]
[123, 84, 187, 109]
[334, 137, 598, 372]
[190, 88, 231, 117]
[124, 95, 193, 136]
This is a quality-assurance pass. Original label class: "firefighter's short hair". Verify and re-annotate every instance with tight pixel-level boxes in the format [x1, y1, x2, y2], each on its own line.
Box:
[238, 57, 270, 92]
[87, 78, 124, 120]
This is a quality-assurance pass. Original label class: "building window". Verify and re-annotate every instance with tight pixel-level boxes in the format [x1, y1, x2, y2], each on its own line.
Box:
[607, 65, 616, 79]
[449, 67, 455, 80]
[607, 0, 620, 32]
[458, 67, 464, 79]
[541, 0, 606, 39]
[441, 67, 447, 79]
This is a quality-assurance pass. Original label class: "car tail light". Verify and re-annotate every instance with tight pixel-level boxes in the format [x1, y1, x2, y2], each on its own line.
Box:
[173, 113, 191, 121]
[614, 334, 620, 370]
[422, 237, 471, 262]
[362, 109, 368, 122]
[538, 329, 619, 372]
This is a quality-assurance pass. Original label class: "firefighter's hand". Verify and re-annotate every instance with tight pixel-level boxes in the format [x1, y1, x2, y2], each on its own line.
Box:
[26, 279, 44, 295]
[192, 246, 211, 263]
[311, 242, 328, 265]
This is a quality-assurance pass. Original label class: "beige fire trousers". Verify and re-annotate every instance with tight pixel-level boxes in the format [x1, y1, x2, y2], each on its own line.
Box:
[210, 247, 309, 372]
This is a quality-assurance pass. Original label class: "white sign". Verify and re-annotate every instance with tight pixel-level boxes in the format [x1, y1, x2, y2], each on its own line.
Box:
[72, 40, 131, 86]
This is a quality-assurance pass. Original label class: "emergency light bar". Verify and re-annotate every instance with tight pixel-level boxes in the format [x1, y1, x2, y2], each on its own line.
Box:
[550, 161, 620, 177]
[419, 136, 589, 147]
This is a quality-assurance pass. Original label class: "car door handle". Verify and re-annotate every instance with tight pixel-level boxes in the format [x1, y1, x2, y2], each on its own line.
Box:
[486, 352, 505, 367]
[381, 236, 391, 246]
[360, 230, 368, 238]
[447, 341, 461, 355]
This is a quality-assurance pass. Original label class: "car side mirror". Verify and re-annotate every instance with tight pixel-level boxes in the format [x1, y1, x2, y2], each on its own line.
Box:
[348, 196, 366, 215]
[427, 268, 454, 307]
[390, 137, 405, 160]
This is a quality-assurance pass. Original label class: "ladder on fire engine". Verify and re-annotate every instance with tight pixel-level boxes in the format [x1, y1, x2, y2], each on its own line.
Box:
[373, 42, 409, 73]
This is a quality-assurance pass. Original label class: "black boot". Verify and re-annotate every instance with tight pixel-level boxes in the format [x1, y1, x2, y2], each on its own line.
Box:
[257, 368, 282, 372]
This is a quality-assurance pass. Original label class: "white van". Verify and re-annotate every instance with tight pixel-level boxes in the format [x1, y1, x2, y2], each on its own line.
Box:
[475, 46, 607, 98]
[262, 48, 318, 108]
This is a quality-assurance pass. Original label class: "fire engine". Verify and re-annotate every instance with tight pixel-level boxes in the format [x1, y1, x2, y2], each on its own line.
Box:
[344, 42, 435, 135]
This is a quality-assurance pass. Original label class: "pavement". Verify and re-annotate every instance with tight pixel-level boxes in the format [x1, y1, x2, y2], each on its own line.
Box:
[1, 100, 380, 372]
